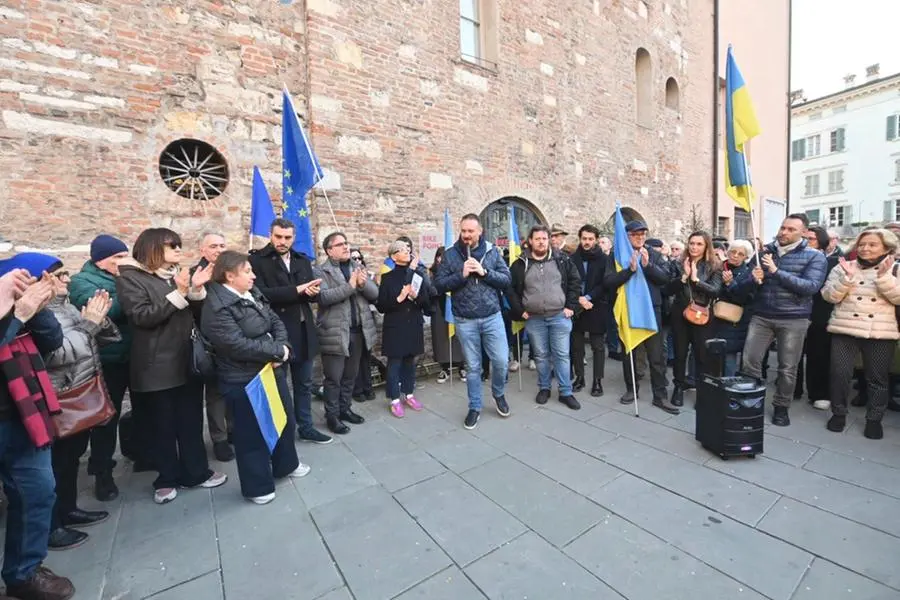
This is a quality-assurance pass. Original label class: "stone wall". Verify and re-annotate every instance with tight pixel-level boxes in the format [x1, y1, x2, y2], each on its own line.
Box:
[0, 0, 714, 265]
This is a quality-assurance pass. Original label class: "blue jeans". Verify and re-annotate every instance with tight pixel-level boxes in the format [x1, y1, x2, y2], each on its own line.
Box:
[525, 312, 574, 395]
[0, 420, 55, 586]
[456, 312, 509, 411]
[386, 356, 416, 399]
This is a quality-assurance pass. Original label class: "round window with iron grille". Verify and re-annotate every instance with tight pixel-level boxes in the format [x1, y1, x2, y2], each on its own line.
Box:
[158, 139, 229, 201]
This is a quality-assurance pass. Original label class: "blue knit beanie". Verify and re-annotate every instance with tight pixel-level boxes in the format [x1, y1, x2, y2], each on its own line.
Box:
[0, 252, 63, 278]
[90, 234, 129, 263]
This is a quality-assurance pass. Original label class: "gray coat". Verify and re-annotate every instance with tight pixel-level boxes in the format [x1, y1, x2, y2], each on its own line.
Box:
[44, 296, 121, 392]
[314, 259, 378, 356]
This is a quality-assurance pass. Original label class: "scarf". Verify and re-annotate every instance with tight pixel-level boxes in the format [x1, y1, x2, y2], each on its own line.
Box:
[0, 334, 61, 449]
[776, 239, 802, 257]
[857, 254, 889, 269]
[155, 265, 178, 280]
[454, 236, 487, 261]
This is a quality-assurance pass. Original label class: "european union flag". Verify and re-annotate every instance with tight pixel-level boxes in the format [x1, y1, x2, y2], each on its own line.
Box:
[282, 90, 323, 258]
[250, 166, 276, 238]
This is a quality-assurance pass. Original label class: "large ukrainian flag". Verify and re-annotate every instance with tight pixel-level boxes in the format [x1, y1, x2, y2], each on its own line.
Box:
[724, 45, 761, 213]
[507, 205, 525, 334]
[612, 204, 658, 353]
[245, 363, 288, 453]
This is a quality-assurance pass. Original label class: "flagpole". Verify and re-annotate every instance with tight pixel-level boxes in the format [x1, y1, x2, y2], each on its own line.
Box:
[628, 350, 640, 418]
[740, 151, 763, 268]
[516, 331, 523, 393]
[448, 325, 453, 389]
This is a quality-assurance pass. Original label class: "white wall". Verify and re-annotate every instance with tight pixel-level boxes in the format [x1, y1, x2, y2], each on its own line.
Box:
[790, 77, 900, 234]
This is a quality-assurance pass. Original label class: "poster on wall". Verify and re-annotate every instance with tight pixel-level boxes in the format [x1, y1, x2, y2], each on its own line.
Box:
[418, 230, 441, 266]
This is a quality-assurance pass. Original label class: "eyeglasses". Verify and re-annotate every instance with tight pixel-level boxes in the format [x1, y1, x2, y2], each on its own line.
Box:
[329, 241, 348, 249]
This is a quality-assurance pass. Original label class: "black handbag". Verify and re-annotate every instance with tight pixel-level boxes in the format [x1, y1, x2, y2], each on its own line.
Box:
[190, 328, 217, 380]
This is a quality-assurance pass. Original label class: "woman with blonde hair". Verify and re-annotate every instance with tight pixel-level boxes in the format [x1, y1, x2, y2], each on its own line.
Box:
[822, 228, 900, 439]
[667, 230, 722, 406]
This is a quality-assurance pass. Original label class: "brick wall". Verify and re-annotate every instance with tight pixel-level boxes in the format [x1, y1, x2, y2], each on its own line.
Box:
[0, 0, 714, 267]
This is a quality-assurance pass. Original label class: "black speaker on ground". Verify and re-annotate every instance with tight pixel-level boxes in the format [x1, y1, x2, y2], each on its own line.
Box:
[695, 339, 765, 460]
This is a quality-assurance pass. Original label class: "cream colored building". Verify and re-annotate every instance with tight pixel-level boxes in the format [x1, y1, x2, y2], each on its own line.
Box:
[715, 0, 791, 243]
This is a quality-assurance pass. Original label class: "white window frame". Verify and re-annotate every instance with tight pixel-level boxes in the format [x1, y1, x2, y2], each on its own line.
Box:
[829, 206, 846, 227]
[827, 169, 844, 193]
[804, 173, 820, 197]
[806, 134, 821, 158]
[895, 158, 900, 183]
[459, 0, 481, 64]
[894, 199, 900, 222]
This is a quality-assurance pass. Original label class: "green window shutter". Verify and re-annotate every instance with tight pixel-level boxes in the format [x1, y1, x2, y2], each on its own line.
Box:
[791, 139, 805, 161]
[885, 200, 895, 223]
[888, 115, 898, 141]
[836, 128, 845, 151]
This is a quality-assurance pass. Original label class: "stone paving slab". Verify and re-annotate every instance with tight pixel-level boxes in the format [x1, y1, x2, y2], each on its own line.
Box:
[465, 532, 620, 600]
[310, 486, 451, 600]
[758, 497, 900, 591]
[591, 473, 812, 600]
[17, 356, 900, 600]
[394, 472, 528, 567]
[462, 455, 606, 548]
[565, 513, 768, 600]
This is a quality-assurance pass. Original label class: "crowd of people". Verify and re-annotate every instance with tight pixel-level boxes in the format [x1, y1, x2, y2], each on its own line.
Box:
[0, 210, 898, 599]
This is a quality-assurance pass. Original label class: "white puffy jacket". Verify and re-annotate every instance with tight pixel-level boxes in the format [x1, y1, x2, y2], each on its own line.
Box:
[821, 262, 900, 340]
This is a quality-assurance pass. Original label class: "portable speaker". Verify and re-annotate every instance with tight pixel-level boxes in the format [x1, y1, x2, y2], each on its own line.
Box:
[695, 374, 765, 460]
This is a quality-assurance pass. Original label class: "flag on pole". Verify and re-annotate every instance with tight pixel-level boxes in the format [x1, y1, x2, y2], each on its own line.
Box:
[724, 45, 761, 213]
[245, 363, 288, 453]
[250, 166, 276, 239]
[507, 206, 525, 334]
[612, 204, 658, 354]
[443, 208, 455, 338]
[282, 89, 323, 258]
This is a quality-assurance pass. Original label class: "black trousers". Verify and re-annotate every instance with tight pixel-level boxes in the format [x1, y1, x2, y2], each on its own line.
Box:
[571, 329, 605, 382]
[622, 308, 668, 401]
[353, 346, 373, 398]
[670, 303, 716, 387]
[148, 383, 212, 490]
[322, 332, 364, 420]
[129, 390, 156, 468]
[795, 324, 831, 401]
[830, 334, 895, 422]
[50, 430, 90, 531]
[220, 372, 299, 498]
[88, 363, 128, 475]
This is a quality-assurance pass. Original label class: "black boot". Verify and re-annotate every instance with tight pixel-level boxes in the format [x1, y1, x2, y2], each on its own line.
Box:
[670, 386, 684, 407]
[572, 376, 586, 393]
[864, 419, 884, 440]
[772, 406, 790, 427]
[620, 388, 637, 405]
[339, 408, 365, 424]
[94, 472, 119, 502]
[826, 414, 846, 432]
[590, 379, 604, 397]
[327, 416, 350, 434]
[48, 527, 88, 550]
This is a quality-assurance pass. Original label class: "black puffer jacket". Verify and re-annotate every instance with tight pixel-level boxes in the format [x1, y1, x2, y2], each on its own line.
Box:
[200, 282, 291, 385]
[603, 246, 673, 308]
[667, 259, 723, 308]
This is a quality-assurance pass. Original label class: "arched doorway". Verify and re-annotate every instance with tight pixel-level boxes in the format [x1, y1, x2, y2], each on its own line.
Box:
[600, 206, 646, 235]
[479, 196, 544, 248]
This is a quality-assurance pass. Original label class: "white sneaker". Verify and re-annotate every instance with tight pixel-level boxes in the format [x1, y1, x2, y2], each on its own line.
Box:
[528, 359, 537, 371]
[813, 400, 831, 410]
[199, 471, 228, 489]
[437, 370, 449, 384]
[154, 488, 177, 504]
[249, 492, 275, 505]
[289, 463, 311, 478]
[509, 360, 520, 373]
[460, 369, 467, 382]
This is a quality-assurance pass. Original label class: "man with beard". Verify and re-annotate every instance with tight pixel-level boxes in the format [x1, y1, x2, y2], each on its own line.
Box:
[570, 224, 608, 396]
[249, 218, 332, 444]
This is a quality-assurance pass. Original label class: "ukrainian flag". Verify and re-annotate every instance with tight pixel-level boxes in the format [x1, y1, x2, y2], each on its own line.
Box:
[245, 363, 287, 453]
[507, 205, 525, 334]
[724, 45, 761, 213]
[442, 208, 455, 337]
[612, 204, 658, 354]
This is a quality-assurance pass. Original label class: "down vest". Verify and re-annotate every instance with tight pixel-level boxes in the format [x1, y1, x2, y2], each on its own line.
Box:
[314, 259, 378, 357]
[433, 238, 511, 319]
[734, 240, 827, 319]
[44, 296, 121, 392]
[821, 262, 900, 340]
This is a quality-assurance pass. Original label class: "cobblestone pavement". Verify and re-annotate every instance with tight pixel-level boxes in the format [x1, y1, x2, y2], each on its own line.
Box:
[35, 362, 900, 599]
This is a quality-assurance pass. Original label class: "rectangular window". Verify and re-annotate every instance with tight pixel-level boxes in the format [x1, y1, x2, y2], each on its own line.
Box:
[791, 139, 805, 161]
[804, 174, 820, 197]
[716, 216, 729, 238]
[806, 134, 821, 157]
[888, 115, 899, 141]
[805, 209, 820, 225]
[829, 206, 846, 227]
[895, 200, 900, 222]
[733, 209, 751, 240]
[830, 127, 846, 152]
[459, 0, 481, 64]
[895, 159, 900, 182]
[827, 170, 844, 193]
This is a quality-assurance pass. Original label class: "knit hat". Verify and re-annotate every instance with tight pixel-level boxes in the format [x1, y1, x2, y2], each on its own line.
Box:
[0, 252, 63, 278]
[90, 234, 129, 263]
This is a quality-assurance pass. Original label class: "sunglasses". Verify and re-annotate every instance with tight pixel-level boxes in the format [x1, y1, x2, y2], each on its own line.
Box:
[165, 241, 182, 250]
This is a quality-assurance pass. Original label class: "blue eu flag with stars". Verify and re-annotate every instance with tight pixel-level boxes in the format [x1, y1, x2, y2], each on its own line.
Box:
[282, 90, 323, 258]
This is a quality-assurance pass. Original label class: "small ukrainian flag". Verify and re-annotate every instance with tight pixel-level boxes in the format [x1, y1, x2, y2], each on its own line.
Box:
[245, 363, 288, 453]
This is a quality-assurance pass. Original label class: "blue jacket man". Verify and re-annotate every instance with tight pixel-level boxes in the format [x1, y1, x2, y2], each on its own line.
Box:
[434, 214, 511, 429]
[734, 214, 828, 427]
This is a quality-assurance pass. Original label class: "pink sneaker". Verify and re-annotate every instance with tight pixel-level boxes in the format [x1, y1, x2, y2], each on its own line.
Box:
[390, 400, 405, 418]
[405, 395, 423, 411]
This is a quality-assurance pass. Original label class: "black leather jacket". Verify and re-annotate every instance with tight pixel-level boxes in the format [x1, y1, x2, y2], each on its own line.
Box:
[667, 259, 723, 308]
